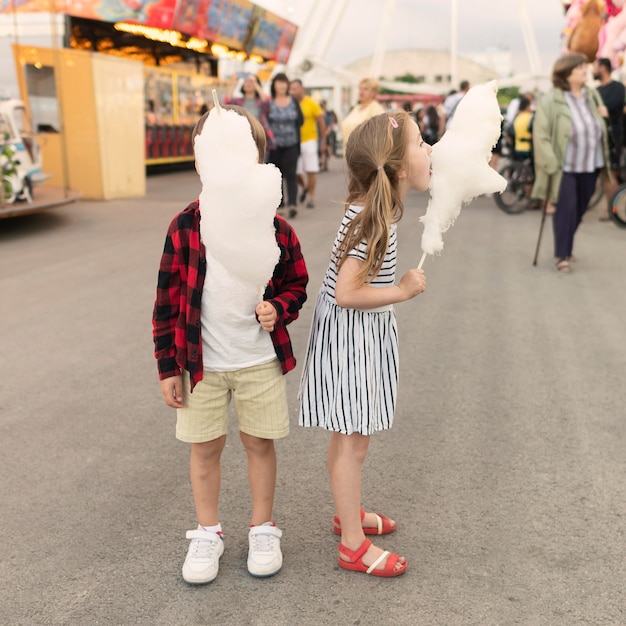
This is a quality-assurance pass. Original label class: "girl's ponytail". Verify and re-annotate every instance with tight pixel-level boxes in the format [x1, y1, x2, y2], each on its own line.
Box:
[337, 111, 411, 283]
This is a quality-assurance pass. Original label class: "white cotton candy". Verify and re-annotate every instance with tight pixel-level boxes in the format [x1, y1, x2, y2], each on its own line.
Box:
[195, 105, 281, 294]
[420, 80, 507, 256]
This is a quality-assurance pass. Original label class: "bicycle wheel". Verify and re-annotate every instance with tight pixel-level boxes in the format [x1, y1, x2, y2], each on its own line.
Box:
[608, 184, 626, 228]
[588, 177, 604, 209]
[494, 161, 529, 214]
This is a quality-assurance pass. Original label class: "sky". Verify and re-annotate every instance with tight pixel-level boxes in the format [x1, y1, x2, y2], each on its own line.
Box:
[255, 0, 568, 77]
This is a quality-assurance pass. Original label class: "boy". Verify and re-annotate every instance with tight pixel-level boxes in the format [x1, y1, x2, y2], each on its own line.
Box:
[152, 105, 308, 584]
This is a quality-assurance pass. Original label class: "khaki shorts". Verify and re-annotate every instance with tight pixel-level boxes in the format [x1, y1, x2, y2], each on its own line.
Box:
[176, 359, 289, 443]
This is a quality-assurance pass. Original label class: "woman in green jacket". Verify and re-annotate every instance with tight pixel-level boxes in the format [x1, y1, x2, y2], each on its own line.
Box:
[531, 53, 611, 273]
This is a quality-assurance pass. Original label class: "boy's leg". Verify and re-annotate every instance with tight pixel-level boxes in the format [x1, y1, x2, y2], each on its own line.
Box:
[190, 437, 227, 526]
[233, 360, 288, 525]
[233, 361, 288, 576]
[240, 432, 276, 525]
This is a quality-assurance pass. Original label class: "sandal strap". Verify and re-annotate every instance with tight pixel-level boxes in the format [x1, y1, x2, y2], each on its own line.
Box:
[339, 538, 371, 563]
[366, 550, 390, 574]
[374, 513, 383, 535]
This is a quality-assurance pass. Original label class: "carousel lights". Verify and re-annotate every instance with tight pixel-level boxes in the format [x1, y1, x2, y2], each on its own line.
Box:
[113, 22, 209, 52]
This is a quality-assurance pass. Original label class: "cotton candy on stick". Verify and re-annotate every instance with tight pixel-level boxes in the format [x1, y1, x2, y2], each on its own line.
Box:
[196, 90, 282, 298]
[417, 80, 507, 268]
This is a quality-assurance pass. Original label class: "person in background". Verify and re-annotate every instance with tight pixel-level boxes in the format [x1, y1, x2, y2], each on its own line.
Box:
[593, 56, 626, 220]
[225, 73, 273, 153]
[421, 104, 441, 145]
[319, 100, 337, 171]
[513, 96, 533, 161]
[265, 73, 303, 218]
[289, 79, 326, 209]
[440, 80, 470, 133]
[340, 78, 385, 149]
[531, 53, 611, 273]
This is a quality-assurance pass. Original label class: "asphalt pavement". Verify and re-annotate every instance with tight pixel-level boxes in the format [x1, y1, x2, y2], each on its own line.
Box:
[1, 160, 625, 625]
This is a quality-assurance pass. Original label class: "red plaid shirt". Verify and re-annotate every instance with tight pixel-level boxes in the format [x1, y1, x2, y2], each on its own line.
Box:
[153, 200, 308, 391]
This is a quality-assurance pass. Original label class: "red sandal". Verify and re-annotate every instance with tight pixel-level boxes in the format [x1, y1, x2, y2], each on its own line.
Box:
[333, 508, 397, 535]
[338, 539, 407, 577]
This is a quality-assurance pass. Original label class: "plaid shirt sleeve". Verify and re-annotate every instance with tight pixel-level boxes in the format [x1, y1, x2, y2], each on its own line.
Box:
[152, 216, 183, 380]
[265, 215, 309, 373]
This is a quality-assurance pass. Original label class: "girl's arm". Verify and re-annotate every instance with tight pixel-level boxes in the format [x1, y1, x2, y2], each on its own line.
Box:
[335, 257, 425, 309]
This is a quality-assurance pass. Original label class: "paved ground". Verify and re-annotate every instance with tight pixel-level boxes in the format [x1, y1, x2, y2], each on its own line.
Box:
[1, 161, 625, 626]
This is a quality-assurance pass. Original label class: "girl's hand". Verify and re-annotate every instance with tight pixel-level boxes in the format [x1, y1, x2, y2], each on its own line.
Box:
[398, 268, 426, 300]
[160, 375, 183, 408]
[256, 301, 278, 332]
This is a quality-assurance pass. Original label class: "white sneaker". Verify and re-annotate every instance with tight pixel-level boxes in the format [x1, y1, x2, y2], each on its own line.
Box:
[247, 524, 283, 577]
[182, 529, 224, 584]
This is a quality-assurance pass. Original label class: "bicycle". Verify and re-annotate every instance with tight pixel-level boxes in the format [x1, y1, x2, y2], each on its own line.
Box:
[606, 183, 626, 227]
[493, 157, 535, 214]
[495, 157, 620, 216]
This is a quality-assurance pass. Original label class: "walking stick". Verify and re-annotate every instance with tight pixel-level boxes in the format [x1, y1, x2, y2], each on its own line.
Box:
[532, 179, 551, 266]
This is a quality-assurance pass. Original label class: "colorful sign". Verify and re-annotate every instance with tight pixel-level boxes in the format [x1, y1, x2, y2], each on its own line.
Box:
[246, 6, 297, 64]
[173, 0, 255, 51]
[0, 0, 297, 62]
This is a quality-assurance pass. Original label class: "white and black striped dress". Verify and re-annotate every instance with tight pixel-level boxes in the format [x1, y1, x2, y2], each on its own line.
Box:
[298, 205, 399, 435]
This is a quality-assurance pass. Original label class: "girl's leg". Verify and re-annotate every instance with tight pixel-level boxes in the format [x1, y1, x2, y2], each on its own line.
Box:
[190, 437, 227, 526]
[240, 432, 276, 525]
[328, 432, 405, 571]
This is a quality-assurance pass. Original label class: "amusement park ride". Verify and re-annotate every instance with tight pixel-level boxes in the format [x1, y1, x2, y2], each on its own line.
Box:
[0, 98, 48, 210]
[285, 0, 545, 91]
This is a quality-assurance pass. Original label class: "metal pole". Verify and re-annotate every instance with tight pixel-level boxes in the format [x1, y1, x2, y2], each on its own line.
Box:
[313, 0, 351, 66]
[517, 0, 542, 76]
[450, 0, 458, 89]
[532, 183, 551, 266]
[370, 0, 396, 79]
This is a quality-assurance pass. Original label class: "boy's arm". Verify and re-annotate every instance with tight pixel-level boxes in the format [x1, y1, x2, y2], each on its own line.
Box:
[265, 219, 308, 327]
[152, 225, 182, 380]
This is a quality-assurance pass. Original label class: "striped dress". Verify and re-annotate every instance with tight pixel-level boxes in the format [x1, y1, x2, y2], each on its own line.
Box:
[298, 205, 399, 435]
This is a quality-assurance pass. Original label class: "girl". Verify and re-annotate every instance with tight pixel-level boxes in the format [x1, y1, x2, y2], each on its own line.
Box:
[299, 111, 431, 577]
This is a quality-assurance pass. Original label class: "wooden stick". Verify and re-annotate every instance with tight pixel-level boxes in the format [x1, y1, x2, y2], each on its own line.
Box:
[417, 251, 427, 269]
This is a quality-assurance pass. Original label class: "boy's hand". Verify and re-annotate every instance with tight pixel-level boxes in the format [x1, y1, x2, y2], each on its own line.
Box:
[256, 301, 277, 332]
[160, 376, 183, 408]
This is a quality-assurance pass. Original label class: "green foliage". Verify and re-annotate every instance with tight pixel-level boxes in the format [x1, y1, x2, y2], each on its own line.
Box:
[497, 86, 520, 107]
[393, 73, 422, 84]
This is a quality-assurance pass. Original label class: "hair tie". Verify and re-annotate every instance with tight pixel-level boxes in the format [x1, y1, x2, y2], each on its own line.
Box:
[377, 165, 384, 171]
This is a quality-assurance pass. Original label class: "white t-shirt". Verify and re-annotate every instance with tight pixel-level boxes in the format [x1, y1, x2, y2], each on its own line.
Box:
[201, 248, 275, 371]
[443, 91, 465, 129]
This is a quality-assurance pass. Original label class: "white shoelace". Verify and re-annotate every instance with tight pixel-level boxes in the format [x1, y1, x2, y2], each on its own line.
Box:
[189, 537, 220, 559]
[249, 532, 276, 553]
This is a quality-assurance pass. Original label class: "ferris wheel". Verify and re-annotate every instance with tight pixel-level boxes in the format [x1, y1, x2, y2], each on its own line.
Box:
[287, 0, 544, 84]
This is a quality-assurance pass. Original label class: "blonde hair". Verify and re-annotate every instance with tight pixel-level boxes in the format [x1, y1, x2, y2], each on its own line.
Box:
[192, 104, 266, 163]
[359, 77, 380, 94]
[337, 110, 411, 284]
